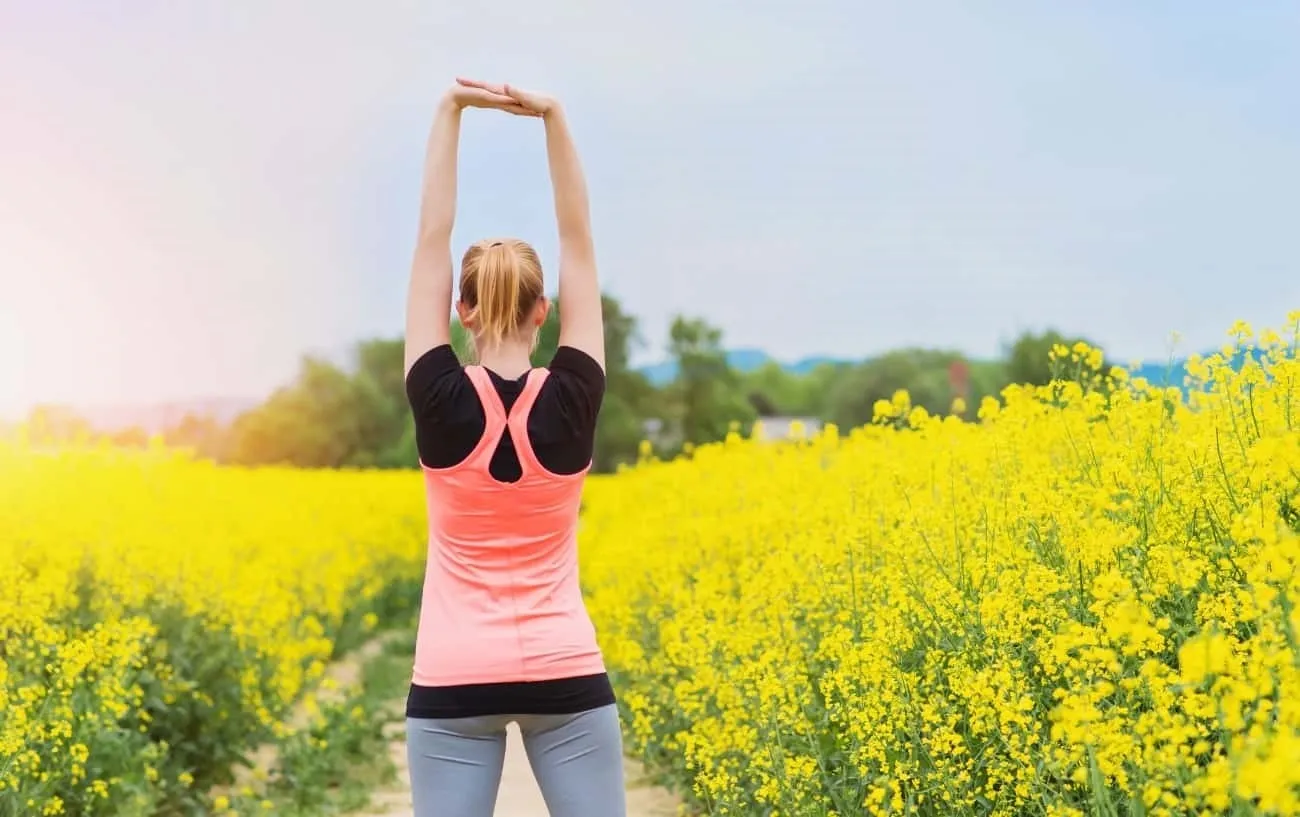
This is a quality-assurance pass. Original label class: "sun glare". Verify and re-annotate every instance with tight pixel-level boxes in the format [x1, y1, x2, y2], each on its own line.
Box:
[0, 306, 26, 420]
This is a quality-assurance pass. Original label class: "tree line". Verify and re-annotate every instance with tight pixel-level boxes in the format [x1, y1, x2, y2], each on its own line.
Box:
[22, 292, 1099, 472]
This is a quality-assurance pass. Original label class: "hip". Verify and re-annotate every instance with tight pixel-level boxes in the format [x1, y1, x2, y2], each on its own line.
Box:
[406, 672, 615, 719]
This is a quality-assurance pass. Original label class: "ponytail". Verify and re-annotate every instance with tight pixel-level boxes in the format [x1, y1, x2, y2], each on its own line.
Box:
[475, 242, 524, 350]
[459, 239, 545, 353]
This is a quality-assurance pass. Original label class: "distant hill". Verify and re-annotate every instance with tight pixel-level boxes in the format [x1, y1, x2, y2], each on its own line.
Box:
[1126, 347, 1266, 392]
[1127, 360, 1191, 389]
[638, 347, 853, 385]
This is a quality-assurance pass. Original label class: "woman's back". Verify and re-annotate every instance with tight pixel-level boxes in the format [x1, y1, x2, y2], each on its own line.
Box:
[407, 352, 607, 687]
[406, 345, 604, 483]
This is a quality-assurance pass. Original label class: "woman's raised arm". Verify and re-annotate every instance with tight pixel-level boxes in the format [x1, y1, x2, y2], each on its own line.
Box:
[404, 85, 539, 376]
[403, 94, 459, 376]
[454, 79, 604, 370]
[540, 102, 604, 370]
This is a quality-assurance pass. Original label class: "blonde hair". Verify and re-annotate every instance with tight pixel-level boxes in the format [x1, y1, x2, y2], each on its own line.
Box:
[459, 238, 544, 351]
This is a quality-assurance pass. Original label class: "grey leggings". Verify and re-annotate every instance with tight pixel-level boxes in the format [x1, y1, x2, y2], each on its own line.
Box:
[406, 704, 626, 816]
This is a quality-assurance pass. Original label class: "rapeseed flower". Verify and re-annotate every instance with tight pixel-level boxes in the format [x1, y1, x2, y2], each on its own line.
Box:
[6, 313, 1300, 815]
[0, 447, 425, 813]
[582, 314, 1300, 815]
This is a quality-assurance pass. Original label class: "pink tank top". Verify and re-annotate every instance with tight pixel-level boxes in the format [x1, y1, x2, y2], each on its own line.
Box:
[411, 365, 606, 687]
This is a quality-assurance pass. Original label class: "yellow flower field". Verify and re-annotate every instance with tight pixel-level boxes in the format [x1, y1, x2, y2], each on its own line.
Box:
[0, 449, 426, 816]
[581, 317, 1300, 816]
[3, 315, 1299, 816]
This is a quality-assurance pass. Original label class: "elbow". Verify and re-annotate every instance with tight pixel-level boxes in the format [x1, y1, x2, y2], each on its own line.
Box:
[416, 223, 453, 251]
[558, 222, 593, 249]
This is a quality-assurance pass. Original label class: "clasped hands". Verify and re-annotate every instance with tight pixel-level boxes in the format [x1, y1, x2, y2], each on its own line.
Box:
[446, 77, 557, 118]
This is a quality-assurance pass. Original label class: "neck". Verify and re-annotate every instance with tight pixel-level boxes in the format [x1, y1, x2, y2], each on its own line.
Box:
[475, 337, 533, 379]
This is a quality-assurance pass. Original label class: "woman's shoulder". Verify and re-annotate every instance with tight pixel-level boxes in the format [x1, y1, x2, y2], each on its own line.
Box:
[536, 346, 605, 413]
[528, 346, 604, 439]
[407, 345, 463, 385]
[407, 345, 474, 419]
[543, 346, 605, 389]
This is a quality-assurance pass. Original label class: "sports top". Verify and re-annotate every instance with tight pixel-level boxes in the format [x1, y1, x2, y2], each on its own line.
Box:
[411, 364, 606, 687]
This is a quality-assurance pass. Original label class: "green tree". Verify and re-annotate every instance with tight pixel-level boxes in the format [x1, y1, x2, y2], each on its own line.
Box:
[741, 360, 846, 418]
[163, 413, 232, 462]
[664, 316, 756, 450]
[354, 338, 406, 408]
[227, 356, 393, 468]
[591, 295, 656, 471]
[968, 359, 1012, 409]
[1004, 329, 1103, 387]
[351, 338, 418, 467]
[746, 387, 780, 417]
[742, 361, 800, 417]
[824, 349, 967, 431]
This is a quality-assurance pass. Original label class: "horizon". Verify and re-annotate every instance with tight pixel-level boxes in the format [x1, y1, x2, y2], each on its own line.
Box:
[2, 4, 1297, 417]
[0, 305, 1285, 419]
[0, 337, 1244, 426]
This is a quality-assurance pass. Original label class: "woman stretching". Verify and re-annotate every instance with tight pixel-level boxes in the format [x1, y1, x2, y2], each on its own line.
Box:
[401, 77, 625, 817]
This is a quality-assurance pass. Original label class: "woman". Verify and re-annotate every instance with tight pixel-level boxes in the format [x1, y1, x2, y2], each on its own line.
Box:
[400, 78, 624, 817]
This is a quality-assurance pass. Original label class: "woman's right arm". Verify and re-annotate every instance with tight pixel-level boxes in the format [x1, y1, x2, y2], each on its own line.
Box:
[541, 103, 605, 370]
[403, 94, 460, 378]
[404, 82, 538, 378]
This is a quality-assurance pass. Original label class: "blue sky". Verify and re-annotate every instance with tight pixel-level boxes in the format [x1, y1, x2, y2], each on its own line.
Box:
[1, 1, 1297, 413]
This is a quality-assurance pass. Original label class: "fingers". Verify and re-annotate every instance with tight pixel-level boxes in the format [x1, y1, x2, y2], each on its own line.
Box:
[457, 76, 506, 95]
[465, 79, 532, 105]
[485, 95, 541, 117]
[458, 87, 540, 116]
[502, 84, 550, 113]
[462, 87, 514, 106]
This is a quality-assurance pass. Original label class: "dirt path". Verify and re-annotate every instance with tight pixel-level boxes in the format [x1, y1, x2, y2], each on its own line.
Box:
[350, 714, 680, 817]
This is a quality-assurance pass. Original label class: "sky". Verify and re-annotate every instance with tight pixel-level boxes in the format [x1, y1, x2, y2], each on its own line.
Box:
[1, 1, 1297, 416]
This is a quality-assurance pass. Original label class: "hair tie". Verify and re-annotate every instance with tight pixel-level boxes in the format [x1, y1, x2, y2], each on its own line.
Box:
[490, 241, 503, 248]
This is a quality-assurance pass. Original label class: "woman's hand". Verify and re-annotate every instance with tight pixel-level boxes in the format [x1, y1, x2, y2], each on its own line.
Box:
[444, 83, 539, 117]
[455, 77, 559, 117]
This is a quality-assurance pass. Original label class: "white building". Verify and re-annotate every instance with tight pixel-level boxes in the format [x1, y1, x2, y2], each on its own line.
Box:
[751, 416, 823, 442]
